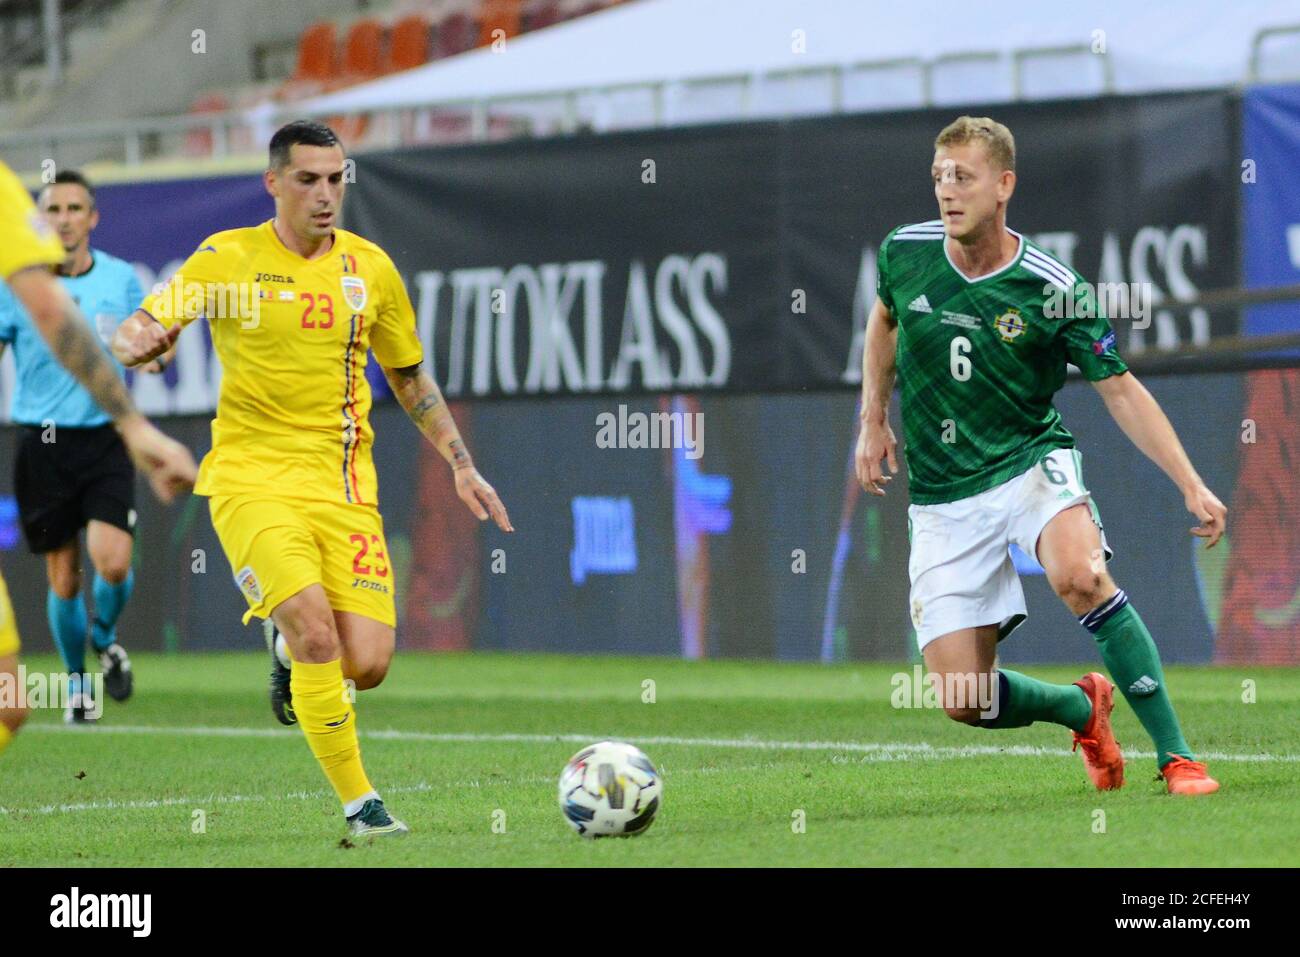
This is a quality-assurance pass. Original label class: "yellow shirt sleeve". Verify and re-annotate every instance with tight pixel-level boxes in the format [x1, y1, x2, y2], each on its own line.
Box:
[370, 254, 424, 369]
[139, 234, 245, 329]
[0, 162, 66, 280]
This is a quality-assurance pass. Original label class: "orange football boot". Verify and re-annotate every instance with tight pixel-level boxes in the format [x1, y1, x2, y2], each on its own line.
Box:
[1071, 672, 1125, 790]
[1160, 756, 1220, 795]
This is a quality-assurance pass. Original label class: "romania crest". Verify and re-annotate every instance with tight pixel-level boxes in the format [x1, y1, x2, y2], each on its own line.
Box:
[235, 566, 262, 604]
[341, 275, 367, 311]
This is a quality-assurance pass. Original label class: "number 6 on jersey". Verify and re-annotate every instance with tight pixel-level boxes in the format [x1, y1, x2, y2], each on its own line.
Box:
[950, 335, 972, 381]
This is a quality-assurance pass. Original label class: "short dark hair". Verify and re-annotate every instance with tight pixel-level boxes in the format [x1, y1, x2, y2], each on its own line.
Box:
[269, 120, 342, 169]
[43, 169, 96, 208]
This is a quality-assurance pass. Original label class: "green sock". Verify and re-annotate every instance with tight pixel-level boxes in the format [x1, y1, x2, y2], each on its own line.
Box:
[1084, 593, 1193, 768]
[980, 669, 1091, 731]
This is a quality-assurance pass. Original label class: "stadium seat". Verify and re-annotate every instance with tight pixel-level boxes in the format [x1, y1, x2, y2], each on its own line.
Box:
[385, 14, 431, 73]
[479, 0, 523, 47]
[330, 112, 372, 148]
[340, 18, 386, 82]
[291, 21, 339, 84]
[333, 18, 385, 148]
[522, 0, 563, 33]
[560, 0, 607, 20]
[433, 11, 481, 59]
[275, 20, 339, 101]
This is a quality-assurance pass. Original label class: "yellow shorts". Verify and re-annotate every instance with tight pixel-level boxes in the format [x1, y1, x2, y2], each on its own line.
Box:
[208, 495, 397, 627]
[0, 572, 19, 657]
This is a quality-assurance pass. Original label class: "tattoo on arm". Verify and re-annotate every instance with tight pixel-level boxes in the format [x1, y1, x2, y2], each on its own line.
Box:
[384, 363, 474, 470]
[50, 297, 136, 421]
[409, 392, 442, 420]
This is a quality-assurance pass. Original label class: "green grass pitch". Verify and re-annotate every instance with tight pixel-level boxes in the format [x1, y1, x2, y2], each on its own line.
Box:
[1, 652, 1296, 867]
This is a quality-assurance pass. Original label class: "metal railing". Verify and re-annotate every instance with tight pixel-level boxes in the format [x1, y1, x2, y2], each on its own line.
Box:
[1074, 284, 1300, 378]
[1012, 43, 1114, 99]
[6, 15, 1296, 171]
[0, 41, 1124, 172]
[1248, 24, 1300, 82]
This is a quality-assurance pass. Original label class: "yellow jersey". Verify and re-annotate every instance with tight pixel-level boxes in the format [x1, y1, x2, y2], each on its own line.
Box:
[140, 220, 423, 505]
[0, 160, 65, 279]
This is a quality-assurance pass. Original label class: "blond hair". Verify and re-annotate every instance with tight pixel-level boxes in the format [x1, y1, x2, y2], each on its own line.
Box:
[934, 116, 1016, 172]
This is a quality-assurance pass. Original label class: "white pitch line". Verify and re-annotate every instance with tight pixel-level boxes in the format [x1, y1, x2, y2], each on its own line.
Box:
[0, 763, 772, 818]
[21, 722, 1300, 764]
[0, 780, 453, 818]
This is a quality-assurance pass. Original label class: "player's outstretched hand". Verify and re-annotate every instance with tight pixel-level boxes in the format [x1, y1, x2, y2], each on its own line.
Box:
[455, 467, 514, 532]
[118, 415, 198, 504]
[112, 313, 179, 367]
[1185, 483, 1227, 548]
[855, 417, 899, 496]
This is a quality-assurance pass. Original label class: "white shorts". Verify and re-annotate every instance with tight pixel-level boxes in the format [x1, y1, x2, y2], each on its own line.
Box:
[907, 447, 1110, 651]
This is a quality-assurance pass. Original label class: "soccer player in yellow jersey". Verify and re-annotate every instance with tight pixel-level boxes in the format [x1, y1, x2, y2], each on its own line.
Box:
[112, 121, 513, 838]
[0, 157, 197, 761]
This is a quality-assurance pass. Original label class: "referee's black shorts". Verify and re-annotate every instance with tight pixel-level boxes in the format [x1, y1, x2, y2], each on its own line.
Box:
[14, 423, 136, 554]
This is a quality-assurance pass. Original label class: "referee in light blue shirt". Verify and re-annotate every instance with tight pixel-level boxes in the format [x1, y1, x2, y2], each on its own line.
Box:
[0, 170, 167, 722]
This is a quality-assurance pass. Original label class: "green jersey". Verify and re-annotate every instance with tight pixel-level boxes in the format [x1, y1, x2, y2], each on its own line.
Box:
[876, 220, 1127, 505]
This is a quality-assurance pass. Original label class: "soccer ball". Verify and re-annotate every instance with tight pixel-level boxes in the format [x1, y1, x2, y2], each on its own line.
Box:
[558, 741, 661, 838]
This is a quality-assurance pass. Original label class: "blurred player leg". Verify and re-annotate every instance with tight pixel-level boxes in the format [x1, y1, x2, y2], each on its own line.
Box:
[86, 518, 136, 701]
[43, 541, 95, 723]
[0, 654, 27, 758]
[18, 422, 91, 716]
[0, 573, 27, 757]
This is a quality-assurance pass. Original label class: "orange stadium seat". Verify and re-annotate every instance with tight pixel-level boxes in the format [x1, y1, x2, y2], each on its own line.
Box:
[292, 21, 339, 83]
[385, 14, 431, 72]
[277, 20, 340, 101]
[479, 0, 522, 47]
[340, 18, 386, 81]
[330, 112, 371, 148]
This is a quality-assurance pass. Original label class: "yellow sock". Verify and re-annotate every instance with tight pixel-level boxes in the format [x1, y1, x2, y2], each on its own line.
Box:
[290, 658, 374, 810]
[0, 722, 12, 758]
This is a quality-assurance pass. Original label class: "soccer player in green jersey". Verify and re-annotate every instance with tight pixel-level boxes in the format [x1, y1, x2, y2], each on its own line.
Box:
[856, 116, 1225, 795]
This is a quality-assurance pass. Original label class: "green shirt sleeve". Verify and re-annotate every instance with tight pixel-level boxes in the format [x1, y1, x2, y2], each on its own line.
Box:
[1059, 279, 1128, 381]
[876, 227, 899, 317]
